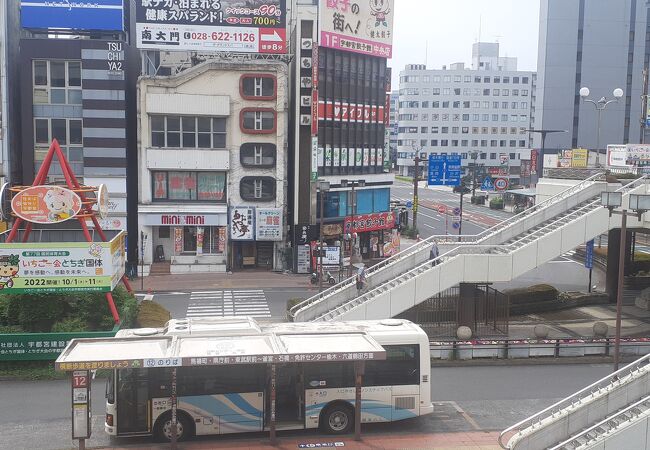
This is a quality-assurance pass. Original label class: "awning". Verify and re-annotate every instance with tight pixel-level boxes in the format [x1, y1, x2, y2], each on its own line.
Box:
[55, 332, 386, 371]
[506, 188, 537, 197]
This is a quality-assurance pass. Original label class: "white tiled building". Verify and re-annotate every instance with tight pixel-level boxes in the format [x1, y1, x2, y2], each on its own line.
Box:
[137, 60, 288, 275]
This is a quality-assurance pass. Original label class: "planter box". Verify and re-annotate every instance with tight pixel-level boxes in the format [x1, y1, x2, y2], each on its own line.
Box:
[584, 342, 607, 356]
[472, 345, 505, 359]
[507, 343, 530, 359]
[430, 345, 454, 360]
[529, 343, 556, 357]
[620, 342, 645, 355]
[457, 344, 473, 360]
[559, 344, 585, 357]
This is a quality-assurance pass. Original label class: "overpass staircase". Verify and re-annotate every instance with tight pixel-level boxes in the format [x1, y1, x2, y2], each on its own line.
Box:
[290, 175, 649, 323]
[499, 354, 650, 450]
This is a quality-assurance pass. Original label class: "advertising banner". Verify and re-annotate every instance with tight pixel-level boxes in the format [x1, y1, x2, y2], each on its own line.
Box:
[382, 229, 400, 257]
[320, 0, 394, 58]
[318, 101, 385, 124]
[21, 0, 124, 31]
[530, 149, 538, 175]
[344, 212, 395, 234]
[196, 227, 204, 255]
[0, 231, 125, 293]
[229, 207, 255, 240]
[311, 137, 319, 180]
[255, 208, 283, 241]
[499, 153, 509, 166]
[135, 0, 287, 53]
[571, 148, 588, 168]
[174, 227, 183, 253]
[625, 144, 650, 167]
[12, 186, 82, 225]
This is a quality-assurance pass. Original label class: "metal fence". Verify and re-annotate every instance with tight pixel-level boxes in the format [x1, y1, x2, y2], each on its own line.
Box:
[397, 284, 509, 339]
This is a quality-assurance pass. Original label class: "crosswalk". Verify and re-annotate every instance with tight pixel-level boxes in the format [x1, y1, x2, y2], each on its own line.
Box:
[186, 289, 271, 318]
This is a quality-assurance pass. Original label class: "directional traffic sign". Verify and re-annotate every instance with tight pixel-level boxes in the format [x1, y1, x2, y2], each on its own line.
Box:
[494, 178, 509, 191]
[585, 239, 594, 269]
[481, 177, 495, 191]
[406, 200, 413, 208]
[453, 207, 461, 216]
[452, 222, 461, 229]
[428, 155, 461, 187]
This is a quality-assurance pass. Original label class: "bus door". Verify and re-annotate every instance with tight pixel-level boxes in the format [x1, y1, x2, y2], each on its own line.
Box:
[268, 364, 304, 428]
[116, 368, 150, 434]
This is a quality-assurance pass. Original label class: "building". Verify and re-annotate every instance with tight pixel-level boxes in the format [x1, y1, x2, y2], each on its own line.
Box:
[389, 90, 399, 169]
[396, 43, 536, 186]
[535, 0, 649, 156]
[289, 0, 395, 273]
[137, 60, 289, 275]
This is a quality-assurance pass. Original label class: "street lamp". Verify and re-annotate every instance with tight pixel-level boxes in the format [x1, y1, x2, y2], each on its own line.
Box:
[317, 180, 330, 293]
[341, 178, 365, 275]
[601, 191, 650, 371]
[470, 151, 479, 199]
[580, 87, 624, 168]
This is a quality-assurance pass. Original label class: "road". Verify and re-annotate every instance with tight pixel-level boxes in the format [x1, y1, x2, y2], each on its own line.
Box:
[391, 181, 513, 238]
[0, 363, 613, 449]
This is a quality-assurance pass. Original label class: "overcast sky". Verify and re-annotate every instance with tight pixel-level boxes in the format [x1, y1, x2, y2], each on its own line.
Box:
[390, 0, 541, 86]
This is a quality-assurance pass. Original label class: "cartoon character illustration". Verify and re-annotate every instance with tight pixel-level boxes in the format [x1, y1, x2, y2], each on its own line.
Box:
[369, 0, 390, 27]
[88, 243, 102, 258]
[0, 254, 19, 289]
[44, 188, 75, 222]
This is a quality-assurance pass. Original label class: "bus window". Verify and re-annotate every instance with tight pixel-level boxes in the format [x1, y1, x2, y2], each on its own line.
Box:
[365, 345, 420, 386]
[304, 362, 355, 389]
[106, 371, 115, 404]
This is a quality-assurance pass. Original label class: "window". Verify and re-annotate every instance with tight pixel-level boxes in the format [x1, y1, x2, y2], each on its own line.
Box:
[464, 75, 471, 82]
[490, 152, 497, 159]
[462, 127, 469, 134]
[432, 101, 440, 108]
[433, 75, 441, 82]
[441, 139, 448, 146]
[472, 101, 480, 108]
[461, 152, 468, 158]
[422, 75, 430, 83]
[502, 102, 508, 109]
[513, 77, 520, 84]
[151, 116, 226, 148]
[34, 118, 83, 176]
[431, 140, 438, 146]
[240, 74, 276, 99]
[472, 127, 479, 134]
[479, 152, 486, 159]
[499, 140, 506, 147]
[240, 177, 276, 201]
[522, 76, 529, 84]
[240, 109, 276, 133]
[152, 171, 227, 202]
[443, 75, 451, 82]
[442, 114, 449, 121]
[473, 114, 480, 120]
[480, 140, 487, 147]
[502, 89, 509, 96]
[33, 60, 81, 105]
[512, 89, 519, 96]
[240, 143, 276, 167]
[519, 140, 526, 147]
[474, 88, 481, 96]
[454, 88, 461, 95]
[501, 114, 508, 122]
[453, 114, 460, 121]
[441, 127, 449, 133]
[520, 115, 528, 122]
[421, 127, 427, 133]
[509, 152, 516, 159]
[493, 102, 500, 109]
[483, 89, 490, 96]
[432, 114, 439, 121]
[443, 88, 451, 95]
[422, 101, 429, 108]
[481, 127, 488, 134]
[521, 102, 528, 109]
[482, 101, 489, 108]
[484, 77, 491, 83]
[432, 88, 440, 95]
[474, 76, 481, 83]
[461, 140, 468, 147]
[510, 127, 517, 134]
[452, 127, 459, 133]
[522, 90, 529, 96]
[503, 76, 510, 83]
[493, 89, 500, 96]
[452, 140, 458, 147]
[453, 101, 461, 108]
[490, 141, 497, 147]
[492, 114, 498, 121]
[484, 114, 491, 121]
[511, 102, 518, 109]
[463, 101, 470, 108]
[509, 140, 516, 147]
[442, 101, 450, 108]
[454, 75, 461, 82]
[494, 76, 500, 84]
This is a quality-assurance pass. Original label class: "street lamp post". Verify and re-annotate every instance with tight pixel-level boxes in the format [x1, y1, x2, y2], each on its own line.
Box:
[601, 191, 650, 371]
[470, 152, 479, 199]
[317, 180, 330, 293]
[341, 179, 365, 276]
[580, 87, 624, 168]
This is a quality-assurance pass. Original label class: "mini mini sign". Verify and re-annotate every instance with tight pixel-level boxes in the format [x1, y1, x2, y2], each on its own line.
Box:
[12, 186, 82, 224]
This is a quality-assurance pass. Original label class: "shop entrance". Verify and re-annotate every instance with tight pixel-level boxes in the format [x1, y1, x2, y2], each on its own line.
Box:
[183, 226, 197, 252]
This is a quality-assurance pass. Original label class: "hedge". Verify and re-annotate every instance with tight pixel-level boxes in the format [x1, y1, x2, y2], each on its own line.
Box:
[503, 284, 559, 305]
[0, 286, 137, 333]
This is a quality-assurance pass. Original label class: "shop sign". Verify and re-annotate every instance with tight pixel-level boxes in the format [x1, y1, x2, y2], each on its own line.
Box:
[530, 149, 538, 175]
[499, 153, 509, 166]
[90, 217, 127, 231]
[229, 207, 255, 241]
[320, 0, 394, 58]
[196, 227, 204, 255]
[382, 230, 400, 257]
[143, 214, 225, 226]
[218, 227, 226, 253]
[256, 208, 283, 241]
[344, 212, 396, 233]
[571, 148, 588, 168]
[296, 245, 311, 274]
[135, 0, 287, 54]
[21, 0, 125, 32]
[174, 228, 183, 253]
[293, 224, 318, 246]
[318, 101, 385, 124]
[487, 167, 509, 176]
[96, 184, 110, 219]
[311, 243, 341, 267]
[311, 137, 319, 181]
[12, 186, 82, 225]
[0, 231, 125, 293]
[322, 223, 343, 237]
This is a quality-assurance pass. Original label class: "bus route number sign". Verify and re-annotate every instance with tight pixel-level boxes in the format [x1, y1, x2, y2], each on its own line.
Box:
[71, 370, 91, 440]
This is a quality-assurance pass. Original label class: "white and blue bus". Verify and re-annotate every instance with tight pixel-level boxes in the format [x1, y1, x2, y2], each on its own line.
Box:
[102, 317, 433, 442]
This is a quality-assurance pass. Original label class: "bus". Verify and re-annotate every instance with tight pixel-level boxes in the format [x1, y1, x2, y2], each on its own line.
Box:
[103, 317, 433, 442]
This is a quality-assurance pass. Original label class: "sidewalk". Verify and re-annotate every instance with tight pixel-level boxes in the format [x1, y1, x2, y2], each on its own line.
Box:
[98, 431, 502, 450]
[135, 270, 312, 293]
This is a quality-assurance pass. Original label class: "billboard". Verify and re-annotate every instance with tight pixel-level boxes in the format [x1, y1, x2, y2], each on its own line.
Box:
[11, 186, 82, 225]
[607, 144, 650, 168]
[229, 207, 255, 241]
[255, 208, 283, 241]
[571, 148, 588, 168]
[21, 0, 124, 31]
[0, 231, 126, 293]
[135, 0, 287, 54]
[320, 0, 394, 58]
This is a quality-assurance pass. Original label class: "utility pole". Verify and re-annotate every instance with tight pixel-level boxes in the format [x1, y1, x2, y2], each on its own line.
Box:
[641, 67, 649, 144]
[412, 155, 420, 233]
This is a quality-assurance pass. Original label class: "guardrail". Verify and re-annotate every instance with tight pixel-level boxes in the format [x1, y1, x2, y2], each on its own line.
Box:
[498, 352, 650, 449]
[430, 337, 650, 361]
[289, 172, 607, 320]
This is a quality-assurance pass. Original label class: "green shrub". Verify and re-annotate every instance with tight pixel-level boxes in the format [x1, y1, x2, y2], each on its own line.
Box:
[0, 324, 23, 333]
[51, 317, 87, 333]
[4, 293, 70, 332]
[504, 284, 559, 305]
[137, 300, 170, 328]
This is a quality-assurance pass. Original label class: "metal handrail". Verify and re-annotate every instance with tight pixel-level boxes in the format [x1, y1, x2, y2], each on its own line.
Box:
[315, 176, 648, 322]
[548, 396, 650, 450]
[498, 353, 650, 449]
[289, 172, 607, 318]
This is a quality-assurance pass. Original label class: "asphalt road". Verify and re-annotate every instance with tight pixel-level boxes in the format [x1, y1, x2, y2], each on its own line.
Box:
[391, 181, 513, 238]
[0, 363, 613, 450]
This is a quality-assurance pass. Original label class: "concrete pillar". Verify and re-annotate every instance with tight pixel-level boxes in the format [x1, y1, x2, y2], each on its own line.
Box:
[606, 228, 633, 302]
[457, 283, 477, 330]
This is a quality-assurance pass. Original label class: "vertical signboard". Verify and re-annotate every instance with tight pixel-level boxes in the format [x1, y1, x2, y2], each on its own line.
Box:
[229, 207, 255, 241]
[135, 0, 287, 54]
[255, 208, 283, 241]
[585, 239, 594, 269]
[571, 148, 589, 168]
[71, 370, 91, 440]
[320, 0, 394, 57]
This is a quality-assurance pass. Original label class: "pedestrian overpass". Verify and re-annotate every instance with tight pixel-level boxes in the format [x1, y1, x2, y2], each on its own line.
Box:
[290, 174, 650, 323]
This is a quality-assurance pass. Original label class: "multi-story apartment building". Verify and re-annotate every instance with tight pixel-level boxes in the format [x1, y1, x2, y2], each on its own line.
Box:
[289, 0, 395, 272]
[389, 90, 399, 169]
[396, 43, 536, 186]
[536, 0, 649, 154]
[137, 60, 288, 275]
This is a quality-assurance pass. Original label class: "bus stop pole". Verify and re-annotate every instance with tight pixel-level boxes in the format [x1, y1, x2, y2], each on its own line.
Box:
[171, 368, 178, 449]
[269, 364, 277, 445]
[354, 361, 365, 441]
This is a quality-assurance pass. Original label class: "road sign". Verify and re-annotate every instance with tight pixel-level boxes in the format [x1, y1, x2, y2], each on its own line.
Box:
[452, 222, 460, 229]
[585, 240, 594, 269]
[453, 207, 461, 216]
[494, 178, 509, 191]
[481, 177, 495, 191]
[438, 205, 446, 214]
[406, 200, 413, 208]
[428, 155, 461, 187]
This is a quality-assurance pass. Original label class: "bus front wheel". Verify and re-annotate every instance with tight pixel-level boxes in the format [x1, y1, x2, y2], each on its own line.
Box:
[154, 411, 194, 442]
[320, 403, 354, 434]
